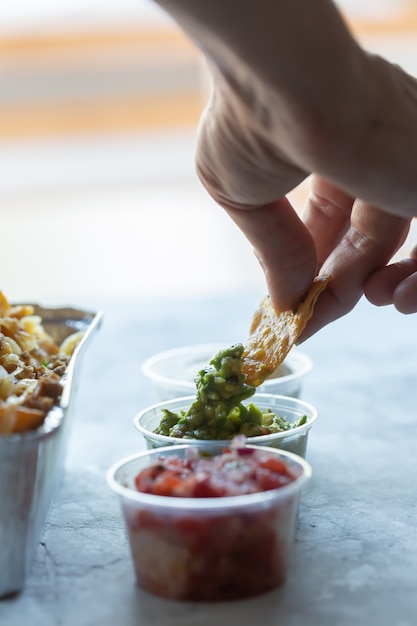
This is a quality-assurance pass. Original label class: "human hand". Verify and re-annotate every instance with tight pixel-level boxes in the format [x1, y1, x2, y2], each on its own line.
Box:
[152, 0, 417, 337]
[195, 67, 412, 340]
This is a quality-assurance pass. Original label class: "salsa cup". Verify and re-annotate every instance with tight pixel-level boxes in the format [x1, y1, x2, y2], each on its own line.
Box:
[141, 344, 312, 402]
[107, 444, 312, 601]
[133, 393, 318, 458]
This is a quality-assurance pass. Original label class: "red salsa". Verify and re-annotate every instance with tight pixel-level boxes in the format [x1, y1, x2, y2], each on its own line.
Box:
[134, 445, 296, 497]
[126, 444, 301, 601]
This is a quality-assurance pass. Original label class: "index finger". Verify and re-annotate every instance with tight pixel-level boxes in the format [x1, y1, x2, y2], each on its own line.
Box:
[225, 197, 317, 311]
[299, 202, 411, 340]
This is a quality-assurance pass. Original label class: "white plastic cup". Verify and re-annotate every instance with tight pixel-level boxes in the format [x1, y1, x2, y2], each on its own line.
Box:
[141, 344, 313, 402]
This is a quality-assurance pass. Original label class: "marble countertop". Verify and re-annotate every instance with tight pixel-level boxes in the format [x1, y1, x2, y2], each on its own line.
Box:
[1, 292, 417, 626]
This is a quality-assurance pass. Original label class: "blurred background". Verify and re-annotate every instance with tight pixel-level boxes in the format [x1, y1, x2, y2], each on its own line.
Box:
[1, 0, 417, 308]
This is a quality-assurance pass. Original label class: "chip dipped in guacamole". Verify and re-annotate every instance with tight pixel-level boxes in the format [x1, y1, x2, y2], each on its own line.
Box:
[153, 344, 306, 440]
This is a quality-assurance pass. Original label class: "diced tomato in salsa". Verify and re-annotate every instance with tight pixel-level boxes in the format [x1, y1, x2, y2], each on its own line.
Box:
[134, 447, 296, 498]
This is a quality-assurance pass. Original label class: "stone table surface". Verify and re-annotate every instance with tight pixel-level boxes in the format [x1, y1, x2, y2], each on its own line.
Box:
[1, 292, 417, 626]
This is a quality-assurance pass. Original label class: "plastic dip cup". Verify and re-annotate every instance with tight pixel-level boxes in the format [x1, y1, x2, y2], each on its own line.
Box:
[107, 444, 312, 601]
[141, 344, 313, 402]
[134, 393, 318, 458]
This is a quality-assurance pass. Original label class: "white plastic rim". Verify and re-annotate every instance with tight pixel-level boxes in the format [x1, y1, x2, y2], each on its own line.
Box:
[141, 344, 313, 392]
[133, 393, 318, 448]
[107, 443, 312, 512]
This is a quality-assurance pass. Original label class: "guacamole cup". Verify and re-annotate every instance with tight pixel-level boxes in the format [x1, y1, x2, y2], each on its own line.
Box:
[141, 344, 313, 402]
[133, 393, 318, 458]
[107, 444, 312, 601]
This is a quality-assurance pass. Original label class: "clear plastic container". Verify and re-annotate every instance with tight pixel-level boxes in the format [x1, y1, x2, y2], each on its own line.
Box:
[141, 344, 313, 402]
[133, 393, 318, 458]
[107, 444, 312, 601]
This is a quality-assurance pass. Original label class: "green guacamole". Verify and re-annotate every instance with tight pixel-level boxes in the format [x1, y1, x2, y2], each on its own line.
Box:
[154, 343, 307, 440]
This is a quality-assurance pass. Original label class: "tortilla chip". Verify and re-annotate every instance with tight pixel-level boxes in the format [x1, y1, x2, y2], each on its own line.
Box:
[242, 275, 331, 386]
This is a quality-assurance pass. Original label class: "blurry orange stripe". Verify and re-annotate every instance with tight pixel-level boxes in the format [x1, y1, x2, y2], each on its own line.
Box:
[0, 93, 204, 139]
[0, 27, 197, 55]
[342, 6, 417, 35]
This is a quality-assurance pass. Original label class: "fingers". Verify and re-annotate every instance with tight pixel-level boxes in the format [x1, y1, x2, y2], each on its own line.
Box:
[302, 176, 354, 267]
[225, 197, 317, 311]
[394, 262, 417, 313]
[299, 202, 411, 340]
[364, 254, 417, 313]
